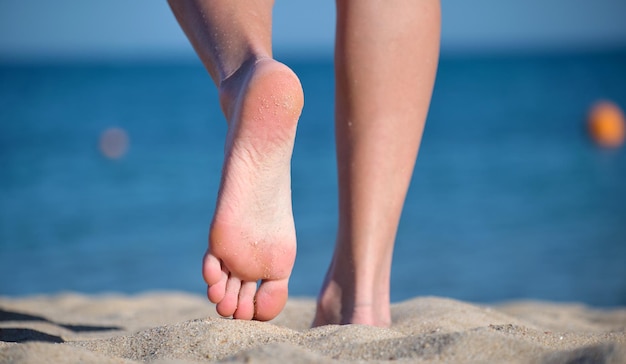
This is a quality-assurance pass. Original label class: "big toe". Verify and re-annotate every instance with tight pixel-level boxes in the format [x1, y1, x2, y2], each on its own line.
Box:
[253, 279, 289, 321]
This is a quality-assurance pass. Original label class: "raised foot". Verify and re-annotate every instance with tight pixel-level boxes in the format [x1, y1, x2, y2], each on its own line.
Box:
[203, 58, 303, 321]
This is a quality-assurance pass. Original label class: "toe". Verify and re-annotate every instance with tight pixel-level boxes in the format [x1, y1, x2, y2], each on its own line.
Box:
[233, 281, 257, 320]
[207, 278, 227, 303]
[216, 275, 241, 317]
[202, 253, 223, 286]
[204, 253, 228, 303]
[254, 278, 289, 321]
[206, 265, 228, 304]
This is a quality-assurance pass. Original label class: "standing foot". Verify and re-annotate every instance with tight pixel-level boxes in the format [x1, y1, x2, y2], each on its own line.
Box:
[204, 58, 303, 321]
[313, 253, 393, 327]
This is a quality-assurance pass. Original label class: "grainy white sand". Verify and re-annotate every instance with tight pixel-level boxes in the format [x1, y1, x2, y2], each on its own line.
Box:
[1, 292, 624, 363]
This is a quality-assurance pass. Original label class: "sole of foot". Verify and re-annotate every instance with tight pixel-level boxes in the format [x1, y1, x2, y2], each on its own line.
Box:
[203, 58, 303, 321]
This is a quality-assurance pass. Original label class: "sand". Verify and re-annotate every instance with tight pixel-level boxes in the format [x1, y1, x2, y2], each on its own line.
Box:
[1, 292, 625, 363]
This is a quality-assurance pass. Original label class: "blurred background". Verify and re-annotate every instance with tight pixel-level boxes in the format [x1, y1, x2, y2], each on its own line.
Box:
[1, 0, 625, 306]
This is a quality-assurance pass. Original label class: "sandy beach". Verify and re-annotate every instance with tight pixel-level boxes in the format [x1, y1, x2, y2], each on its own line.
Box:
[1, 292, 625, 363]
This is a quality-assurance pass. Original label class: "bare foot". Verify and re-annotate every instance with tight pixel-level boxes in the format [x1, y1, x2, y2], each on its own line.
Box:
[313, 251, 392, 327]
[203, 58, 303, 321]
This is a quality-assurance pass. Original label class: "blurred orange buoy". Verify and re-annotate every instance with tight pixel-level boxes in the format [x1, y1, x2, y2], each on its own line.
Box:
[99, 127, 129, 159]
[587, 101, 625, 148]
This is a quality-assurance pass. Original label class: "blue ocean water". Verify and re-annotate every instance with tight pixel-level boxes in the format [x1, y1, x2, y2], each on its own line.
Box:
[1, 51, 625, 306]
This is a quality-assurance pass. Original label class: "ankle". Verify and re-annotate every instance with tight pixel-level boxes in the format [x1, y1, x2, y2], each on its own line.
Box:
[315, 274, 392, 327]
[217, 55, 270, 121]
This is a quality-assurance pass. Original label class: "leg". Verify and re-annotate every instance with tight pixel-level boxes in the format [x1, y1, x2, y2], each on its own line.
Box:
[314, 0, 440, 327]
[168, 0, 303, 321]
